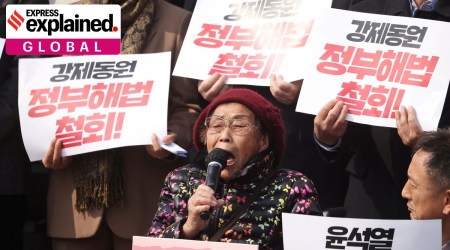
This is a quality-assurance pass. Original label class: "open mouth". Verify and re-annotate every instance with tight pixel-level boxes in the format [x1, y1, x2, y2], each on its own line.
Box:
[226, 153, 236, 167]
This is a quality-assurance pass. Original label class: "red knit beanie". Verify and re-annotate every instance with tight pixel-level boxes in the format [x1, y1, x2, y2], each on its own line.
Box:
[193, 88, 286, 166]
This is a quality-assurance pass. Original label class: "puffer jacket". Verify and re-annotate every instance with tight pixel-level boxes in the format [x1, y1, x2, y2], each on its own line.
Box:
[147, 150, 322, 250]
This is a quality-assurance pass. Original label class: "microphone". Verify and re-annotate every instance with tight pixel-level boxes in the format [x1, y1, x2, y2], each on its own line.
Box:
[200, 148, 228, 220]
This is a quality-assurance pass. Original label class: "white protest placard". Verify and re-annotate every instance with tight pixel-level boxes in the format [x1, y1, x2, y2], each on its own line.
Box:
[19, 52, 171, 161]
[283, 213, 441, 250]
[296, 8, 450, 130]
[0, 38, 5, 58]
[132, 236, 258, 250]
[173, 0, 332, 86]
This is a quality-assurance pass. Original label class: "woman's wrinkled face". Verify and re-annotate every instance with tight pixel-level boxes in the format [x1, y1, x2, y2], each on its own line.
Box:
[205, 103, 268, 182]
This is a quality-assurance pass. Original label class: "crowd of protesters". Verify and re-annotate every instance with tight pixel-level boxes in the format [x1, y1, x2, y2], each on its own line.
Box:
[0, 0, 449, 249]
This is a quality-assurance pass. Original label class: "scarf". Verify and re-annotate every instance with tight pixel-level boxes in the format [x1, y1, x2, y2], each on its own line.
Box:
[72, 0, 155, 212]
[79, 0, 155, 54]
[72, 150, 125, 211]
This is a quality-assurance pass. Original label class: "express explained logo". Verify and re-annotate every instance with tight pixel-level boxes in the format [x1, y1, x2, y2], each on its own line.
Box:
[8, 9, 118, 36]
[6, 5, 121, 55]
[7, 10, 25, 31]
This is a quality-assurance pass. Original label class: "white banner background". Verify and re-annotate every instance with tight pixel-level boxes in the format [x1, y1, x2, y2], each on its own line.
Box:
[173, 0, 332, 86]
[296, 8, 450, 130]
[19, 52, 171, 161]
[283, 213, 441, 250]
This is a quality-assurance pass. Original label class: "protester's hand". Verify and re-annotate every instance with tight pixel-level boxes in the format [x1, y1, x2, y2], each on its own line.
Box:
[395, 106, 423, 147]
[145, 133, 176, 160]
[42, 138, 71, 170]
[270, 75, 302, 105]
[198, 72, 231, 102]
[182, 184, 224, 239]
[314, 99, 348, 146]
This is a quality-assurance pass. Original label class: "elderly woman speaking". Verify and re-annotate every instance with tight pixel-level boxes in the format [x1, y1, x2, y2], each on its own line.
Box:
[147, 89, 321, 249]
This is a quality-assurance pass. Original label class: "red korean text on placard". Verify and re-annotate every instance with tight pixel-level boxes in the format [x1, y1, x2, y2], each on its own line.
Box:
[194, 20, 313, 50]
[336, 81, 405, 119]
[55, 112, 125, 148]
[316, 43, 439, 87]
[209, 52, 285, 79]
[28, 81, 153, 118]
[28, 80, 153, 148]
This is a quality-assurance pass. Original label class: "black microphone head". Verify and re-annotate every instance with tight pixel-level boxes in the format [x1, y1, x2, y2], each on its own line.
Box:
[205, 148, 228, 168]
[201, 148, 229, 221]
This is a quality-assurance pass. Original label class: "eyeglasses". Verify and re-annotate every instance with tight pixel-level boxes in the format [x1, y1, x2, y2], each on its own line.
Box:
[204, 116, 257, 136]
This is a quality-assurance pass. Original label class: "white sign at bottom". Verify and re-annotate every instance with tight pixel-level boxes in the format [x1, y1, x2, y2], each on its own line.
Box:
[283, 213, 441, 250]
[132, 236, 258, 250]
